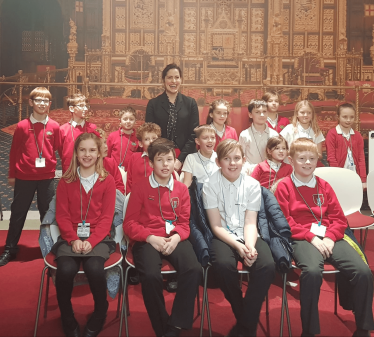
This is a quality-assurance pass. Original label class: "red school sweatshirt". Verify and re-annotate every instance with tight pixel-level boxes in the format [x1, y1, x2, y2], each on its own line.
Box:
[8, 117, 60, 180]
[267, 116, 290, 133]
[123, 176, 191, 243]
[58, 121, 97, 173]
[251, 160, 293, 189]
[325, 127, 366, 183]
[275, 176, 347, 243]
[107, 129, 139, 171]
[213, 126, 238, 151]
[103, 156, 125, 194]
[56, 174, 116, 248]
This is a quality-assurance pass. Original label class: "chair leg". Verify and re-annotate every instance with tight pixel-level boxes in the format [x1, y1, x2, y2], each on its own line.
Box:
[360, 229, 363, 246]
[43, 270, 51, 319]
[280, 273, 292, 337]
[196, 285, 201, 317]
[334, 273, 338, 316]
[200, 265, 212, 337]
[119, 265, 132, 337]
[117, 264, 124, 337]
[34, 265, 48, 337]
[266, 293, 269, 316]
[116, 265, 122, 319]
[363, 228, 369, 251]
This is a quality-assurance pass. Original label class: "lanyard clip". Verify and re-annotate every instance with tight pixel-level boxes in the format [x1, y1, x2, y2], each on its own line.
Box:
[39, 154, 42, 159]
[82, 220, 86, 226]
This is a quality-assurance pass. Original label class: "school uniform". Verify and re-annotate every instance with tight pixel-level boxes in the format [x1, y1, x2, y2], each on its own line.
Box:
[107, 129, 139, 171]
[54, 172, 116, 330]
[103, 156, 125, 194]
[325, 125, 366, 182]
[267, 115, 290, 133]
[239, 125, 279, 167]
[6, 114, 60, 255]
[202, 170, 275, 334]
[126, 152, 153, 194]
[211, 124, 238, 151]
[59, 120, 97, 173]
[182, 150, 219, 184]
[123, 173, 202, 336]
[275, 175, 374, 335]
[251, 160, 293, 189]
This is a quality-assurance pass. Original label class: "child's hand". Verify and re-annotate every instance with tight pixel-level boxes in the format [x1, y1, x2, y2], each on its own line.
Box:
[322, 237, 335, 256]
[82, 241, 92, 255]
[174, 159, 182, 171]
[311, 236, 330, 259]
[72, 240, 83, 254]
[235, 242, 250, 260]
[8, 178, 15, 187]
[245, 244, 258, 259]
[162, 234, 181, 256]
[362, 182, 367, 191]
[146, 235, 167, 252]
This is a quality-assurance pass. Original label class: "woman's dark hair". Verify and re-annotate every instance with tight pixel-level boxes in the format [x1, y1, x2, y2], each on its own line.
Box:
[162, 63, 182, 80]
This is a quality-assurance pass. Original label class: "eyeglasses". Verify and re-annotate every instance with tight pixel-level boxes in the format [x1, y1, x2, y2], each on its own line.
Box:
[74, 104, 90, 110]
[33, 99, 50, 104]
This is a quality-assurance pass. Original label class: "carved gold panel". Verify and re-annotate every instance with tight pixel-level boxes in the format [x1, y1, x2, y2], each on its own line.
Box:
[234, 8, 247, 30]
[282, 9, 289, 31]
[184, 0, 196, 2]
[251, 8, 264, 31]
[184, 33, 196, 55]
[323, 9, 334, 32]
[131, 0, 155, 29]
[251, 34, 264, 56]
[252, 0, 265, 3]
[115, 6, 126, 29]
[308, 35, 319, 51]
[201, 7, 214, 29]
[240, 33, 247, 53]
[324, 0, 334, 3]
[130, 33, 140, 48]
[115, 33, 126, 53]
[323, 35, 334, 56]
[144, 33, 154, 54]
[282, 36, 289, 56]
[294, 0, 319, 32]
[293, 35, 304, 55]
[200, 33, 206, 53]
[206, 68, 239, 85]
[184, 7, 197, 30]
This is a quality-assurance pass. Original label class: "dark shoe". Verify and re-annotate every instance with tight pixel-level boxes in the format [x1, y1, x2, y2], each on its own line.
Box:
[166, 280, 178, 293]
[353, 329, 370, 337]
[83, 315, 106, 337]
[301, 332, 315, 337]
[128, 268, 140, 285]
[0, 250, 16, 267]
[62, 318, 80, 337]
[163, 325, 181, 337]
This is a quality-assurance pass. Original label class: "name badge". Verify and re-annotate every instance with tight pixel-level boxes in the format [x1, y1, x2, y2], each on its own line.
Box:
[77, 223, 90, 238]
[310, 222, 326, 237]
[35, 157, 46, 168]
[165, 221, 175, 235]
[119, 165, 124, 171]
[231, 214, 240, 227]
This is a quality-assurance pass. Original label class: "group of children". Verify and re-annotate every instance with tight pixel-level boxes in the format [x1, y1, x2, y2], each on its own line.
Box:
[1, 86, 372, 337]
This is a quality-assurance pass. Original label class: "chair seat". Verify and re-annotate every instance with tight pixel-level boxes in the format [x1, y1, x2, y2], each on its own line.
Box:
[346, 211, 374, 230]
[292, 261, 339, 273]
[237, 261, 249, 273]
[125, 246, 176, 273]
[44, 244, 122, 272]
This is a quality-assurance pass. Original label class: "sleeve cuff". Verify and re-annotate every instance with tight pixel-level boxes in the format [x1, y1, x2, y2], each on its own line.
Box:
[305, 231, 316, 243]
[172, 227, 188, 241]
[325, 232, 337, 242]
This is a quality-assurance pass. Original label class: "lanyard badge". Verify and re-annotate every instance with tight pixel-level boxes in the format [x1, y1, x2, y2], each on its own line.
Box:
[77, 172, 96, 238]
[156, 178, 178, 235]
[32, 120, 46, 168]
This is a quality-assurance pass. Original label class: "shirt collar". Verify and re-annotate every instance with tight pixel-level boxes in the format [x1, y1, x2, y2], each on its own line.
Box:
[336, 124, 354, 137]
[141, 151, 148, 158]
[297, 122, 311, 133]
[291, 172, 316, 188]
[198, 150, 216, 163]
[251, 124, 270, 134]
[70, 119, 85, 128]
[267, 159, 281, 172]
[221, 171, 242, 190]
[149, 172, 174, 191]
[267, 115, 278, 126]
[30, 114, 49, 125]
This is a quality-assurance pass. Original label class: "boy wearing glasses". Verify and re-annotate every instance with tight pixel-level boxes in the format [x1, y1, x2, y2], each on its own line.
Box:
[59, 93, 97, 173]
[0, 87, 60, 266]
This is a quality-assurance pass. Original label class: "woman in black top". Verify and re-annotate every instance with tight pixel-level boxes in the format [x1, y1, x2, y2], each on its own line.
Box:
[145, 64, 199, 171]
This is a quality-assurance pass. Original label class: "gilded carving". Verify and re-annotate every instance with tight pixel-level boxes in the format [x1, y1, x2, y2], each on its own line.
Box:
[324, 0, 334, 3]
[131, 0, 154, 29]
[323, 9, 334, 32]
[323, 35, 334, 57]
[251, 8, 264, 31]
[251, 34, 264, 56]
[184, 7, 197, 30]
[282, 36, 289, 56]
[294, 0, 319, 32]
[186, 67, 196, 81]
[293, 35, 304, 55]
[130, 33, 140, 48]
[115, 33, 126, 54]
[201, 7, 214, 29]
[206, 68, 239, 84]
[144, 33, 155, 54]
[282, 9, 289, 31]
[235, 8, 247, 30]
[115, 6, 126, 29]
[252, 0, 265, 3]
[308, 35, 319, 51]
[184, 33, 196, 55]
[240, 34, 247, 53]
[164, 11, 177, 36]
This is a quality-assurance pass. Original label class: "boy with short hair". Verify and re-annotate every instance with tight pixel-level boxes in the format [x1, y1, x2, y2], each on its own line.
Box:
[0, 87, 60, 266]
[239, 99, 279, 171]
[123, 138, 202, 337]
[262, 91, 290, 133]
[182, 124, 219, 187]
[275, 138, 374, 336]
[59, 93, 96, 173]
[126, 122, 161, 194]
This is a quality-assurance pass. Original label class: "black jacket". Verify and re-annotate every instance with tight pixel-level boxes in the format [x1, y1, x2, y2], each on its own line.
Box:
[145, 91, 199, 162]
[188, 177, 293, 272]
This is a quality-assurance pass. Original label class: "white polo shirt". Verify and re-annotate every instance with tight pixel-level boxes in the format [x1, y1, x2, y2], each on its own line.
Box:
[202, 170, 261, 241]
[182, 151, 219, 183]
[239, 124, 279, 165]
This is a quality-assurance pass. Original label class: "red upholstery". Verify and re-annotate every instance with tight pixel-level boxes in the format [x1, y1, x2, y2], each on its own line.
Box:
[346, 211, 374, 229]
[125, 246, 176, 272]
[237, 261, 249, 272]
[44, 244, 122, 271]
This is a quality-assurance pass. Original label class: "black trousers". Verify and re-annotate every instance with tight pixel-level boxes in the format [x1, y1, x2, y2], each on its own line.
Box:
[293, 239, 374, 335]
[55, 256, 108, 325]
[6, 178, 54, 254]
[209, 237, 276, 333]
[132, 240, 202, 336]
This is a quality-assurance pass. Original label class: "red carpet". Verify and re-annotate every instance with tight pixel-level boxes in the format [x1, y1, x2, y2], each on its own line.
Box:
[0, 230, 374, 336]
